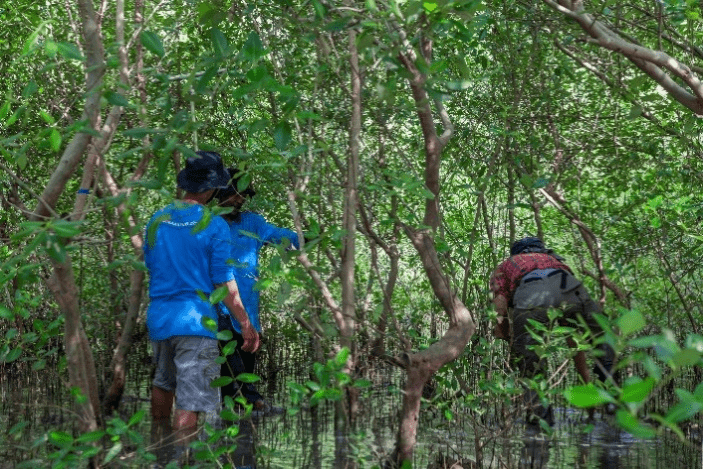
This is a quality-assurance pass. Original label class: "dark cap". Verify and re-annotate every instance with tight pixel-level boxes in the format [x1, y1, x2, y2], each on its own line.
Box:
[176, 151, 230, 193]
[510, 237, 545, 256]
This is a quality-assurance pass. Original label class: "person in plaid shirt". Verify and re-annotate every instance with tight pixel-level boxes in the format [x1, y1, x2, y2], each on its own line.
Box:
[490, 237, 615, 422]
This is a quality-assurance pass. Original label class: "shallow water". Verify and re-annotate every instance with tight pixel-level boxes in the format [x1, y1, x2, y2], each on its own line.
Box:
[1, 362, 701, 468]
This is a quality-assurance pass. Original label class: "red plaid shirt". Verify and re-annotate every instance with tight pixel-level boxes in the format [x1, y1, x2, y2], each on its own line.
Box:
[490, 252, 573, 302]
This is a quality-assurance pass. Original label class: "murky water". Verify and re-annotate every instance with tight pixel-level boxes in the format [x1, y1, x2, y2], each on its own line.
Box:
[1, 356, 701, 468]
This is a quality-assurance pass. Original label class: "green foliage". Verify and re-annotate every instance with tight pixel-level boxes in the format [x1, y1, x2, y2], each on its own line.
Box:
[1, 0, 703, 465]
[287, 347, 370, 411]
[563, 309, 703, 439]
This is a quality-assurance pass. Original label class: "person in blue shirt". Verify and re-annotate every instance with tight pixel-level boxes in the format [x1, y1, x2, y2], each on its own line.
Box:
[215, 167, 300, 411]
[144, 152, 260, 463]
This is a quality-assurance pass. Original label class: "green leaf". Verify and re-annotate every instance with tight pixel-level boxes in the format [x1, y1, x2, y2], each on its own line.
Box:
[49, 431, 73, 448]
[672, 349, 701, 368]
[242, 32, 265, 61]
[140, 31, 165, 58]
[273, 121, 292, 150]
[306, 380, 321, 392]
[0, 101, 10, 121]
[312, 0, 326, 18]
[104, 442, 123, 463]
[201, 316, 217, 332]
[48, 129, 61, 152]
[76, 430, 106, 443]
[33, 351, 50, 367]
[617, 309, 645, 337]
[693, 382, 703, 401]
[210, 376, 234, 387]
[39, 110, 55, 124]
[353, 379, 372, 388]
[105, 91, 130, 108]
[196, 67, 218, 94]
[211, 28, 229, 57]
[209, 285, 228, 304]
[334, 347, 350, 368]
[616, 410, 657, 438]
[127, 410, 145, 427]
[221, 340, 237, 357]
[217, 329, 233, 341]
[6, 105, 26, 126]
[628, 105, 642, 119]
[21, 81, 37, 99]
[191, 208, 213, 234]
[563, 384, 615, 407]
[4, 347, 22, 363]
[665, 400, 702, 423]
[620, 377, 655, 403]
[236, 373, 260, 383]
[57, 42, 84, 61]
[628, 335, 660, 348]
[45, 239, 66, 263]
[0, 305, 14, 320]
[52, 221, 81, 238]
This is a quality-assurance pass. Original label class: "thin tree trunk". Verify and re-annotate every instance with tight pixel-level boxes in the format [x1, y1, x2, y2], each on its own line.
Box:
[27, 0, 105, 446]
[391, 33, 475, 467]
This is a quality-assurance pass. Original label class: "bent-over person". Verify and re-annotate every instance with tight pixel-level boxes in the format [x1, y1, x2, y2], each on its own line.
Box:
[490, 236, 615, 423]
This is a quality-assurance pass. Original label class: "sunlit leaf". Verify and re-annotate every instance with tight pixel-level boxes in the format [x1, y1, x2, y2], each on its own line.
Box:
[334, 347, 350, 368]
[49, 431, 73, 447]
[201, 316, 217, 332]
[127, 410, 145, 427]
[209, 285, 228, 304]
[76, 430, 106, 443]
[221, 340, 237, 357]
[563, 384, 615, 407]
[617, 309, 645, 337]
[616, 410, 657, 438]
[211, 376, 234, 388]
[104, 442, 123, 463]
[236, 373, 260, 383]
[620, 377, 655, 403]
[57, 42, 84, 61]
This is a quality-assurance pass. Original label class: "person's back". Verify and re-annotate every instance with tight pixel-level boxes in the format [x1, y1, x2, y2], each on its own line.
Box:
[145, 201, 233, 340]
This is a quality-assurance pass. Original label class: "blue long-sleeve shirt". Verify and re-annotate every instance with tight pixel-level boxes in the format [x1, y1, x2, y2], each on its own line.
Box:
[223, 211, 299, 333]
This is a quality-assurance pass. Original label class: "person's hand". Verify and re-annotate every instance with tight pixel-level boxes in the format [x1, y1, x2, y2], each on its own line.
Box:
[494, 316, 509, 341]
[240, 321, 260, 353]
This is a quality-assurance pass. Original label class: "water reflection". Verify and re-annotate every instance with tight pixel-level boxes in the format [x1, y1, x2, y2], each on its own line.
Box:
[225, 418, 256, 469]
[520, 425, 551, 469]
[1, 365, 696, 469]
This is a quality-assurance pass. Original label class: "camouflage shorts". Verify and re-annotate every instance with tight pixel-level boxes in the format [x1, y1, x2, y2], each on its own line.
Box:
[152, 336, 220, 412]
